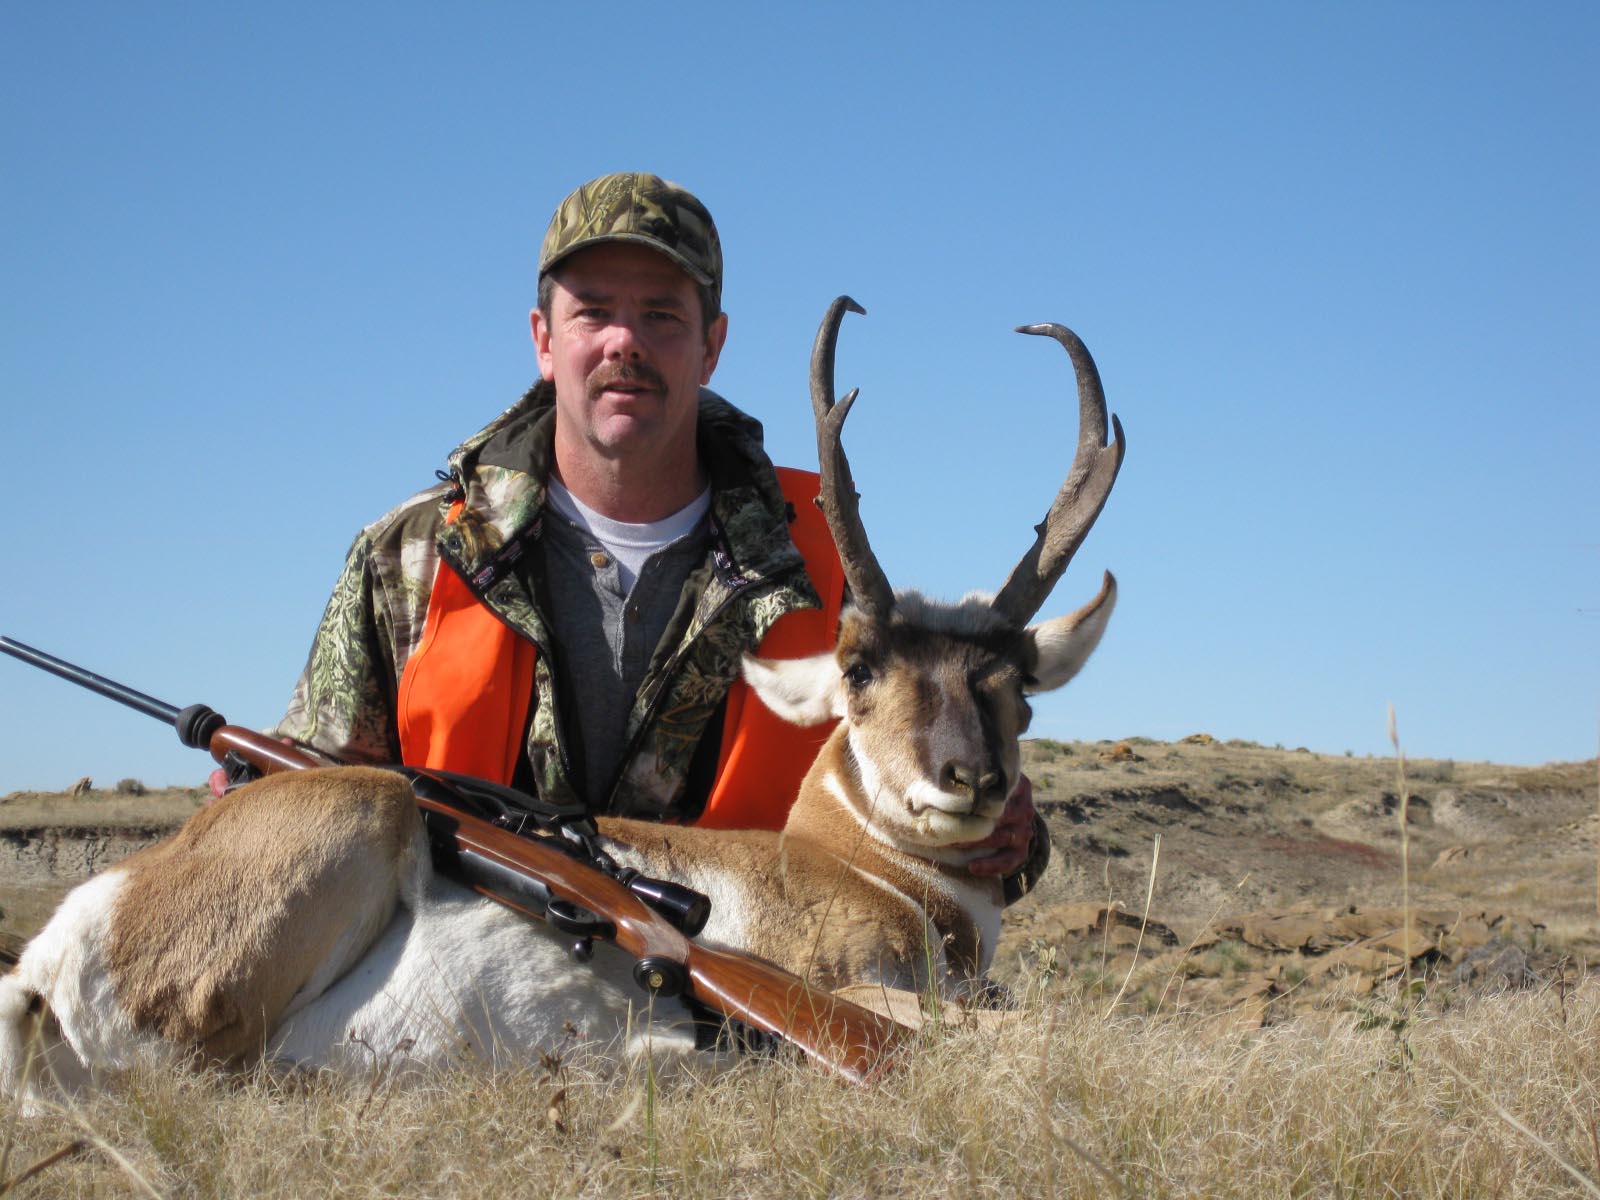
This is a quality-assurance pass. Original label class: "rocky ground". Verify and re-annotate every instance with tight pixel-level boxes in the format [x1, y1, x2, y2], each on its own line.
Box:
[999, 735, 1597, 1024]
[4, 739, 1595, 1023]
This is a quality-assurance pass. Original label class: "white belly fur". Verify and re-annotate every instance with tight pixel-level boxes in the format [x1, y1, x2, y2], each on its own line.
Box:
[270, 872, 705, 1072]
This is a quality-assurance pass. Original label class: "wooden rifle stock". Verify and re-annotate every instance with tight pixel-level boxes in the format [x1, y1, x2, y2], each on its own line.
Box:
[208, 725, 911, 1083]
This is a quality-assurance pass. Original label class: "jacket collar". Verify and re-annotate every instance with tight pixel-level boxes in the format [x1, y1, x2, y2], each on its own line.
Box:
[437, 382, 808, 595]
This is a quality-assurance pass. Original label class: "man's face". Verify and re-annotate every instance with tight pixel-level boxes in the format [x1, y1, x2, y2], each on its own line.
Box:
[531, 242, 728, 465]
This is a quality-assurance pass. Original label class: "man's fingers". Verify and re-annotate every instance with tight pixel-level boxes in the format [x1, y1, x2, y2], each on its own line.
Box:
[966, 842, 1030, 877]
[961, 773, 1036, 875]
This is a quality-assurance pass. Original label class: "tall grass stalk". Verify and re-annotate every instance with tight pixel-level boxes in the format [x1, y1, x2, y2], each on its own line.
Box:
[1388, 703, 1413, 988]
[645, 1045, 659, 1191]
[0, 1137, 87, 1194]
[1105, 833, 1160, 1015]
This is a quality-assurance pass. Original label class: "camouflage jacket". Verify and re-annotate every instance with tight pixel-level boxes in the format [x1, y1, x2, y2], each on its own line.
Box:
[275, 382, 824, 821]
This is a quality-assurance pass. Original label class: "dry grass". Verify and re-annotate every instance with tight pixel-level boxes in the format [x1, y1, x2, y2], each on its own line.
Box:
[5, 744, 1597, 1195]
[6, 980, 1600, 1198]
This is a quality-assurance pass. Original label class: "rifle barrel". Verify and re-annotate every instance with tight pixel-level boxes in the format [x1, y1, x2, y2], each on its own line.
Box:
[0, 636, 182, 725]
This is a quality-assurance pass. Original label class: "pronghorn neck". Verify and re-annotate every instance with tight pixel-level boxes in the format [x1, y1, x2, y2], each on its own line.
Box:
[851, 725, 1001, 871]
[792, 731, 1006, 882]
[781, 732, 1003, 980]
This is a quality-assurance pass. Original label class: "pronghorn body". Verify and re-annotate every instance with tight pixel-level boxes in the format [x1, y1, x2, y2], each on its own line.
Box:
[0, 769, 705, 1108]
[1, 297, 1124, 1103]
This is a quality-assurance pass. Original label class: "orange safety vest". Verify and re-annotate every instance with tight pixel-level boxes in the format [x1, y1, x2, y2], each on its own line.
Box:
[396, 468, 844, 830]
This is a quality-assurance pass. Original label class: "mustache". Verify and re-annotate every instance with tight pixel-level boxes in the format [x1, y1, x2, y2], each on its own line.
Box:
[588, 362, 667, 400]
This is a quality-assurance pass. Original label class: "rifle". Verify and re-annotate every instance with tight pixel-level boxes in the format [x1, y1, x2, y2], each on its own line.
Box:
[0, 636, 913, 1083]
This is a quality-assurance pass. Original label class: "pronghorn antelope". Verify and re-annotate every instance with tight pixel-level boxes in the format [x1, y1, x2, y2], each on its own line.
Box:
[0, 767, 715, 1106]
[0, 297, 1123, 1104]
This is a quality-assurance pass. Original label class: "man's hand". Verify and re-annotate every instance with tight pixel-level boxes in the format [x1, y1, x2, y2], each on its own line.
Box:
[960, 774, 1036, 877]
[206, 736, 297, 802]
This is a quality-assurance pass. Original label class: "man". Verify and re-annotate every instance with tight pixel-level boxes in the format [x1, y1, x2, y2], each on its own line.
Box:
[271, 172, 1041, 884]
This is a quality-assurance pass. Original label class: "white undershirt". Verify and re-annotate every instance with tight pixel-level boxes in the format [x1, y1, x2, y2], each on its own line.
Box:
[546, 478, 712, 592]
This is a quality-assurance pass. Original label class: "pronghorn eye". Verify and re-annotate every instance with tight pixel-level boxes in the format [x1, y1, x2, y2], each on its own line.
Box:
[844, 661, 874, 689]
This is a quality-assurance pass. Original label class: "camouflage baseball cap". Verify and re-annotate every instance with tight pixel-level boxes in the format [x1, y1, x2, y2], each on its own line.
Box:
[539, 172, 722, 311]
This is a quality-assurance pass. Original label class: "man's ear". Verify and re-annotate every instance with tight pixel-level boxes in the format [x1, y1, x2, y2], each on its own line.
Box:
[531, 307, 555, 380]
[701, 311, 729, 384]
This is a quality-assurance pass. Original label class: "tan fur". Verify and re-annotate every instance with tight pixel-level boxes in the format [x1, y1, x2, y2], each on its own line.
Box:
[601, 733, 1001, 993]
[779, 736, 999, 981]
[604, 816, 943, 992]
[105, 767, 422, 1061]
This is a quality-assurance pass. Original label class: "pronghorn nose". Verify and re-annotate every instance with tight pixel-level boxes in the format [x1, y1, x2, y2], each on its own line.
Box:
[941, 762, 1002, 799]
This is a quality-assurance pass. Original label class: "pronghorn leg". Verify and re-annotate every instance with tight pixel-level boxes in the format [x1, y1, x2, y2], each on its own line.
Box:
[0, 765, 425, 1105]
[0, 872, 124, 1108]
[103, 766, 427, 1061]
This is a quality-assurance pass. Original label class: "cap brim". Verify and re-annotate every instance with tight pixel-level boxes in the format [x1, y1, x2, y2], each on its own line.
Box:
[539, 233, 715, 288]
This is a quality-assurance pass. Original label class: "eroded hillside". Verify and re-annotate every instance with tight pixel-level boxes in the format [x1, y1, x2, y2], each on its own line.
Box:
[1003, 737, 1597, 1021]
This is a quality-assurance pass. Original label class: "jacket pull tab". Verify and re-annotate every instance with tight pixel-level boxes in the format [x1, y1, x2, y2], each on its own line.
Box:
[435, 468, 465, 503]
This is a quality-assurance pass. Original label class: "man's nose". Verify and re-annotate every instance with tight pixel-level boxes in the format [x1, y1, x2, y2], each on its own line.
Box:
[604, 315, 644, 360]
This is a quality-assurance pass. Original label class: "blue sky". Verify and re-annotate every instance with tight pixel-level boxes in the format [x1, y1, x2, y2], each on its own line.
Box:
[3, 3, 1595, 791]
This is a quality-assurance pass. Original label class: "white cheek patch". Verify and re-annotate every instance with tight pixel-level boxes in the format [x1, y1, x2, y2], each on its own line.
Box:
[842, 732, 917, 839]
[823, 770, 872, 832]
[846, 727, 885, 804]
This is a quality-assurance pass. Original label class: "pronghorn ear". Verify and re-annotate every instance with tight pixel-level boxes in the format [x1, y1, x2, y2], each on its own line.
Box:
[741, 652, 845, 726]
[1025, 571, 1117, 693]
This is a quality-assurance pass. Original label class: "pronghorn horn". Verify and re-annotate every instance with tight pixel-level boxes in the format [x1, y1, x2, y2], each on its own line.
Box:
[990, 324, 1127, 628]
[810, 296, 895, 622]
